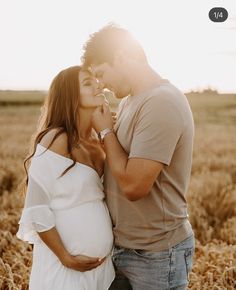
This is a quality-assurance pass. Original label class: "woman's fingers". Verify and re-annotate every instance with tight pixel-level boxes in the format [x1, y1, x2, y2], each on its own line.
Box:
[69, 254, 106, 271]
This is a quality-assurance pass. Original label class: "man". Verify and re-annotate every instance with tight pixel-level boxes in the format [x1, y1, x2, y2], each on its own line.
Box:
[82, 23, 195, 290]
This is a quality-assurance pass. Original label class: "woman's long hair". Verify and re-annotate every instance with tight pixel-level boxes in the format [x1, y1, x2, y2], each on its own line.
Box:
[22, 65, 82, 193]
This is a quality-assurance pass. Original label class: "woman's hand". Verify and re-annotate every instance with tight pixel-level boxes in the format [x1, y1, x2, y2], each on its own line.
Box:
[61, 253, 106, 272]
[38, 228, 106, 272]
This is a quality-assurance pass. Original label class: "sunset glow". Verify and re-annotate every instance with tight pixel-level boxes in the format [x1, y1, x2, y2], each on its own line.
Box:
[0, 0, 235, 93]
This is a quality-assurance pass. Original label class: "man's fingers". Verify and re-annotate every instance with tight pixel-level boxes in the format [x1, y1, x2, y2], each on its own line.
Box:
[104, 98, 109, 106]
[102, 102, 109, 113]
[92, 107, 103, 120]
[94, 106, 103, 114]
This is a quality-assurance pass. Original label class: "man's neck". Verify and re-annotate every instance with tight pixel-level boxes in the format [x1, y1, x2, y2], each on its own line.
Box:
[129, 66, 163, 96]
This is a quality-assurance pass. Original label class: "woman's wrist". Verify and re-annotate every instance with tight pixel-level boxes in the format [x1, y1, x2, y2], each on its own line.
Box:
[59, 251, 72, 267]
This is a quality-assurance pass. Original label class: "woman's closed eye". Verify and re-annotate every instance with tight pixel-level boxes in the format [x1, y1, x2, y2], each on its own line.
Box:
[84, 82, 92, 86]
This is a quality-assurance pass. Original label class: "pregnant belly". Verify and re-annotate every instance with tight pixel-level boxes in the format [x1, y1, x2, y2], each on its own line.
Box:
[54, 201, 113, 258]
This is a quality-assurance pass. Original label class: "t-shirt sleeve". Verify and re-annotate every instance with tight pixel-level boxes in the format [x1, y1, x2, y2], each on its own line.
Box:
[129, 95, 184, 166]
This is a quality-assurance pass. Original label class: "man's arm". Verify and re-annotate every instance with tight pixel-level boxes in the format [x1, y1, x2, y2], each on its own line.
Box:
[103, 132, 163, 201]
[92, 103, 164, 201]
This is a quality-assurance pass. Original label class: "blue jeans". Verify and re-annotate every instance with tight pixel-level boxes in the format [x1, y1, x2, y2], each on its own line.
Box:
[109, 235, 195, 290]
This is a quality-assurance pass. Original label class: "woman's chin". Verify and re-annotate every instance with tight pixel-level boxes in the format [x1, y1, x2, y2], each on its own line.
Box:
[93, 101, 105, 108]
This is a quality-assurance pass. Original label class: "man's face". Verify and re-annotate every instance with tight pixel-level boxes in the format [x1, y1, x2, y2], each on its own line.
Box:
[90, 62, 130, 99]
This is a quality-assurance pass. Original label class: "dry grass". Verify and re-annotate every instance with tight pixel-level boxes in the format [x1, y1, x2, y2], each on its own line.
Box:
[0, 91, 235, 289]
[0, 91, 45, 107]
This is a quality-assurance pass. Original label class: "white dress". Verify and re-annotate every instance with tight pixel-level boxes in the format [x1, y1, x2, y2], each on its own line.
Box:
[17, 144, 115, 290]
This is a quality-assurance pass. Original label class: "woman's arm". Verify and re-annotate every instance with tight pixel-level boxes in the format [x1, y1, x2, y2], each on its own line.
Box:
[38, 227, 105, 272]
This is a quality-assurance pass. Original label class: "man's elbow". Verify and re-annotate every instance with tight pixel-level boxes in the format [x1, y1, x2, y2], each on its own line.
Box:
[122, 184, 149, 201]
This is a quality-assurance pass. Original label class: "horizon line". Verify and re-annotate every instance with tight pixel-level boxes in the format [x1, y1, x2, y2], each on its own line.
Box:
[0, 88, 235, 95]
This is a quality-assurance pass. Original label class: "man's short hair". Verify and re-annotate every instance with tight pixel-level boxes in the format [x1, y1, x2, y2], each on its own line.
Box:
[82, 23, 147, 67]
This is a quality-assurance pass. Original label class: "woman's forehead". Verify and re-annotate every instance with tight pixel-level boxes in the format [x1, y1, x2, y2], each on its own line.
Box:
[79, 69, 94, 81]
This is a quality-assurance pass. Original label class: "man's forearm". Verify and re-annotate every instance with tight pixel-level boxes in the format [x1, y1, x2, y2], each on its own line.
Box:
[92, 104, 163, 200]
[103, 132, 129, 186]
[103, 131, 164, 201]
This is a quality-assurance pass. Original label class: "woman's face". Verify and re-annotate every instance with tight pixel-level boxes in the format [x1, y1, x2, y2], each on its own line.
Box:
[79, 70, 105, 108]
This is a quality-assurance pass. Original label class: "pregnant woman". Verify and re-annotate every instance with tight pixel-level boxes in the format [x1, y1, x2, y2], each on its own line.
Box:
[16, 65, 115, 290]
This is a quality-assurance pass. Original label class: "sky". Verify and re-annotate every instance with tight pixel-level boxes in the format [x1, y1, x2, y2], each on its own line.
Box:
[0, 0, 236, 93]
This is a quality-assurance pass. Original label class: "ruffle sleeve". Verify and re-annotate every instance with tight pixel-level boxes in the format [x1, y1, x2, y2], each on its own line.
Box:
[17, 168, 55, 244]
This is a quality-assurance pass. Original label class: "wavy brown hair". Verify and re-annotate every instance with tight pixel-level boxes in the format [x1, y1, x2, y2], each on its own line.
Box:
[22, 65, 83, 193]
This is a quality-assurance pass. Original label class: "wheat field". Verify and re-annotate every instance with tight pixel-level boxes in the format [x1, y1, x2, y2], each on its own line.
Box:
[0, 91, 235, 289]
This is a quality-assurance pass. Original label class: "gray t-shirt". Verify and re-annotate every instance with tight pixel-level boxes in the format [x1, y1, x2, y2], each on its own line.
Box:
[104, 80, 194, 251]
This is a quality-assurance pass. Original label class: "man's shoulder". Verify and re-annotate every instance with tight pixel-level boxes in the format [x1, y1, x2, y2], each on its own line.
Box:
[148, 81, 183, 98]
[140, 82, 188, 110]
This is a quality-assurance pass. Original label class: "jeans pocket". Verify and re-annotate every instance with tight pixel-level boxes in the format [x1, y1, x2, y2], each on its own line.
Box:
[132, 249, 170, 262]
[173, 235, 195, 250]
[132, 249, 150, 258]
[184, 247, 194, 281]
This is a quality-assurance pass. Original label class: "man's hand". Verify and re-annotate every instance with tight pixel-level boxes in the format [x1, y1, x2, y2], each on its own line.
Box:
[61, 253, 106, 272]
[111, 111, 117, 126]
[92, 103, 114, 133]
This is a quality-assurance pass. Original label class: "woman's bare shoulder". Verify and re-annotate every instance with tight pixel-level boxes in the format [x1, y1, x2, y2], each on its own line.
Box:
[39, 128, 68, 157]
